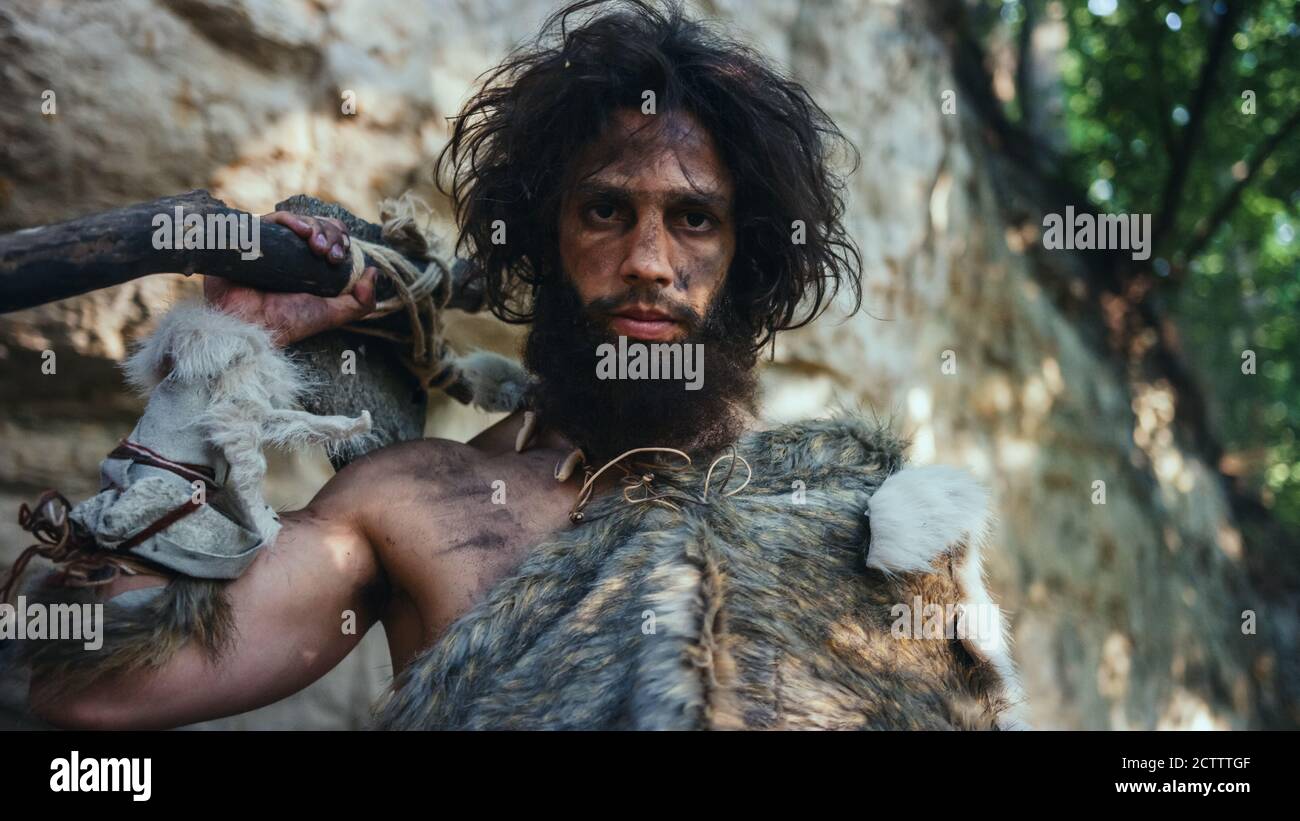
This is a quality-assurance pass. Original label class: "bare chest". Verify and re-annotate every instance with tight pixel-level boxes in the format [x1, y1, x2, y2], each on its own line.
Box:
[371, 450, 579, 669]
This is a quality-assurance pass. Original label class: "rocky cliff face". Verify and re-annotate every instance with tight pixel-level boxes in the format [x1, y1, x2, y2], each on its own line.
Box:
[1, 0, 1287, 729]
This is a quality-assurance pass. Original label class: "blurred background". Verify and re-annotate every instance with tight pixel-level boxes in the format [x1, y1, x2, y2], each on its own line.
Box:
[0, 0, 1295, 729]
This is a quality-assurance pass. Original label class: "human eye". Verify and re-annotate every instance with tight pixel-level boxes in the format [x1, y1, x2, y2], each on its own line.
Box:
[678, 210, 716, 232]
[584, 200, 622, 223]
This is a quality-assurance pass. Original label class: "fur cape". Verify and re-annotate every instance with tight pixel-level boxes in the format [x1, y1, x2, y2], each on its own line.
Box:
[373, 414, 1028, 730]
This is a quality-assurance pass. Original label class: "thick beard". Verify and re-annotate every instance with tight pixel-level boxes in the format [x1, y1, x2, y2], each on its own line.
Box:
[523, 277, 760, 462]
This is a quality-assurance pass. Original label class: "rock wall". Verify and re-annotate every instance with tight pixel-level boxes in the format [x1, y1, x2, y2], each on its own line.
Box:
[1, 0, 1287, 729]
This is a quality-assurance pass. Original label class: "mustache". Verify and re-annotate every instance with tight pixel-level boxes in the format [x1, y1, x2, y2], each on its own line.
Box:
[583, 290, 702, 328]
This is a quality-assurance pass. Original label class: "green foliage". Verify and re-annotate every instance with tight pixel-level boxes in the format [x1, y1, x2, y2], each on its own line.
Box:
[977, 0, 1300, 528]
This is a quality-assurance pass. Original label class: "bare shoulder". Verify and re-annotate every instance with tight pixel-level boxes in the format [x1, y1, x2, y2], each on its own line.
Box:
[320, 436, 489, 509]
[314, 414, 542, 519]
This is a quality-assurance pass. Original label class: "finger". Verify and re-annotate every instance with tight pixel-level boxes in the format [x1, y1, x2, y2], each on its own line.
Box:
[324, 217, 349, 238]
[309, 224, 332, 256]
[317, 289, 376, 332]
[320, 220, 350, 264]
[263, 211, 313, 239]
[316, 218, 344, 247]
[351, 267, 379, 312]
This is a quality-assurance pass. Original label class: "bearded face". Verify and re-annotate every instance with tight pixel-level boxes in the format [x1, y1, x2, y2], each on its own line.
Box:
[523, 275, 758, 462]
[522, 107, 759, 461]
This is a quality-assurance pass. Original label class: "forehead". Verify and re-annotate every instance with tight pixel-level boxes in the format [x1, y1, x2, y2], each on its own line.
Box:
[567, 108, 733, 201]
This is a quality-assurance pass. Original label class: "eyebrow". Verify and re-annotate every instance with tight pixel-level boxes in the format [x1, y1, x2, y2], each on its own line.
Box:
[570, 180, 731, 214]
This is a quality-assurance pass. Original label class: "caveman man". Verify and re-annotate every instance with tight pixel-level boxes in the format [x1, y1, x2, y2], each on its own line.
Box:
[21, 0, 1026, 730]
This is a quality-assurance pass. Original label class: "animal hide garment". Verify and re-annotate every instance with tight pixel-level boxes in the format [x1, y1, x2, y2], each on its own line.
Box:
[373, 414, 1029, 730]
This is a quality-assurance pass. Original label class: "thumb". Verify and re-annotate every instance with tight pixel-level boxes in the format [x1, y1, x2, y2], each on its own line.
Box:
[319, 267, 379, 327]
[350, 267, 379, 314]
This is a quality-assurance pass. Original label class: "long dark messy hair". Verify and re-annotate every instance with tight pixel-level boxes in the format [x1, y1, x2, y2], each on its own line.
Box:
[437, 0, 863, 351]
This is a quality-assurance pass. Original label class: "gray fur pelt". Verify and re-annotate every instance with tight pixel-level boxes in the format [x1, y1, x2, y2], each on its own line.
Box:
[373, 414, 1028, 730]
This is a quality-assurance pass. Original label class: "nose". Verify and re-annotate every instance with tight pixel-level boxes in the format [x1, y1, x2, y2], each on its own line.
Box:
[619, 217, 675, 289]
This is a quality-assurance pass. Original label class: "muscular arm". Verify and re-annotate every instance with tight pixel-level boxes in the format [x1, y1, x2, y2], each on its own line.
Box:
[29, 463, 387, 730]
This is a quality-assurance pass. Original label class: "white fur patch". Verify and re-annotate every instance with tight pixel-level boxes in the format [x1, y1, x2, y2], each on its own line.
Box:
[124, 302, 294, 402]
[866, 465, 992, 575]
[952, 537, 1031, 729]
[866, 464, 1030, 728]
[124, 301, 372, 543]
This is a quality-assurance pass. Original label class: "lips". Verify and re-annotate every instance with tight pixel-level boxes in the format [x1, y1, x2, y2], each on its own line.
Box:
[609, 305, 681, 341]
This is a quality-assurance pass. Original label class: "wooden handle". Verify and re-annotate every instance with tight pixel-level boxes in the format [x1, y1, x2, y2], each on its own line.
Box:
[0, 189, 484, 314]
